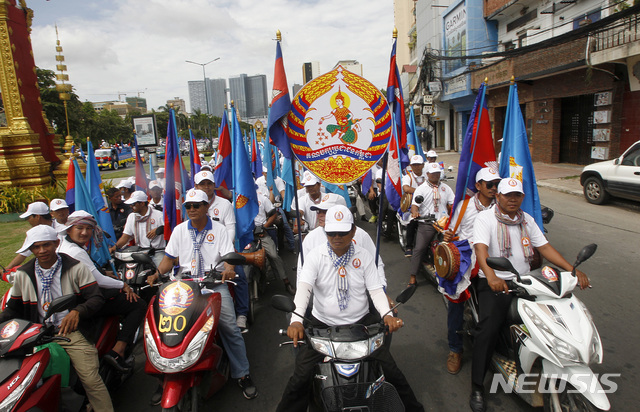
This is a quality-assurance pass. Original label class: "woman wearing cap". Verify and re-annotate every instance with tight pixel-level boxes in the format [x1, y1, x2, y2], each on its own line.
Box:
[58, 211, 147, 374]
[277, 205, 424, 412]
[469, 177, 590, 411]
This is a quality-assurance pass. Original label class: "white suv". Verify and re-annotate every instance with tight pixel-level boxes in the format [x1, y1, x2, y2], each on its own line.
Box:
[580, 140, 640, 204]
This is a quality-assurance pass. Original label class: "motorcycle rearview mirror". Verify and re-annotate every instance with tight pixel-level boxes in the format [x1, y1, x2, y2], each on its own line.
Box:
[220, 252, 247, 266]
[414, 195, 424, 204]
[396, 285, 416, 304]
[45, 295, 77, 321]
[574, 244, 597, 267]
[271, 294, 312, 323]
[132, 252, 155, 268]
[486, 257, 522, 282]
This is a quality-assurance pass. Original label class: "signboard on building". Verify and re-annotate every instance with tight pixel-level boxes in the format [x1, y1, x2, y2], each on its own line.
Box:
[591, 146, 609, 160]
[423, 94, 433, 105]
[443, 2, 467, 73]
[444, 75, 468, 96]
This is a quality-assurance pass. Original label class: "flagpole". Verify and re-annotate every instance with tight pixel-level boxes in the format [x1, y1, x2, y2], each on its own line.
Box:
[290, 157, 304, 266]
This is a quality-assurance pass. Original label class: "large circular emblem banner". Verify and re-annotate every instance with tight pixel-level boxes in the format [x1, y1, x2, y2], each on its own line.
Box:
[286, 65, 391, 184]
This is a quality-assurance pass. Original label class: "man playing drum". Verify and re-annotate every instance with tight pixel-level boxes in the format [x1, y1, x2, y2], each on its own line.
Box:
[440, 167, 500, 374]
[408, 162, 454, 286]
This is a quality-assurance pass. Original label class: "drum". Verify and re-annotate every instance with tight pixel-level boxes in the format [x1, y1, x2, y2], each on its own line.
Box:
[434, 242, 461, 281]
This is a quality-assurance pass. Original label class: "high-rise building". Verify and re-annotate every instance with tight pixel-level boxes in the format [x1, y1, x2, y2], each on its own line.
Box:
[188, 78, 227, 115]
[292, 83, 303, 97]
[229, 74, 248, 119]
[333, 60, 363, 76]
[302, 61, 320, 84]
[229, 74, 268, 119]
[188, 80, 206, 114]
[125, 96, 147, 111]
[166, 97, 186, 114]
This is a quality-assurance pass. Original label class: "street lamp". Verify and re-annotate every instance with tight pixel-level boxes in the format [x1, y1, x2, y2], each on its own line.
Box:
[186, 57, 220, 148]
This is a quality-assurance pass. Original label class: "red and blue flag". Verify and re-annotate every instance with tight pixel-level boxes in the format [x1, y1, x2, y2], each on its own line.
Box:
[65, 158, 76, 213]
[214, 109, 232, 191]
[163, 108, 187, 240]
[386, 36, 409, 169]
[189, 128, 202, 187]
[385, 124, 404, 212]
[251, 131, 263, 178]
[267, 39, 293, 159]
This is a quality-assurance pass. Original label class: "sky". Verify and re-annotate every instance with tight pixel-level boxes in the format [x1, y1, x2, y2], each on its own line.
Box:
[29, 0, 396, 114]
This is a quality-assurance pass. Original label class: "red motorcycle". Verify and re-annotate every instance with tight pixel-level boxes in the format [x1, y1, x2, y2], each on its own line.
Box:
[142, 252, 246, 412]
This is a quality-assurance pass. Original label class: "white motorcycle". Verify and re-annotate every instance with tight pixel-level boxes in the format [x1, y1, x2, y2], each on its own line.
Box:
[479, 244, 610, 411]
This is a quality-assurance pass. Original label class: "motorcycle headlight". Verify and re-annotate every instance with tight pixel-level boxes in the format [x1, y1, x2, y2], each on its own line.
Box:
[523, 306, 581, 363]
[145, 317, 213, 373]
[579, 301, 602, 364]
[0, 362, 40, 412]
[309, 337, 333, 358]
[332, 339, 370, 361]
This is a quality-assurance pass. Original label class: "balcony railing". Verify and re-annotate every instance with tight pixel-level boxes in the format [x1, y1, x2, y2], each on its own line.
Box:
[593, 12, 639, 52]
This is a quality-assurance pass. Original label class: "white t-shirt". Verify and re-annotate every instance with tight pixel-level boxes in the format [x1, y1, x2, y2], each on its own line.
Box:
[254, 193, 275, 227]
[473, 206, 548, 280]
[291, 192, 346, 231]
[298, 243, 384, 326]
[149, 197, 164, 210]
[402, 170, 426, 190]
[57, 237, 124, 289]
[165, 218, 234, 275]
[298, 227, 386, 287]
[256, 175, 285, 197]
[411, 182, 455, 220]
[122, 207, 166, 249]
[207, 196, 235, 240]
[449, 196, 495, 246]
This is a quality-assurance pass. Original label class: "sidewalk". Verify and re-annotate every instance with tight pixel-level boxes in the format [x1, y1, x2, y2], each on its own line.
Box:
[436, 151, 583, 196]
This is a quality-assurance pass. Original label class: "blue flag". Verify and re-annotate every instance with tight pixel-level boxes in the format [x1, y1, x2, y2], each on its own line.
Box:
[231, 105, 259, 249]
[407, 105, 425, 159]
[251, 132, 263, 178]
[281, 157, 295, 212]
[85, 139, 117, 245]
[72, 158, 114, 266]
[262, 121, 277, 198]
[324, 183, 351, 207]
[499, 82, 543, 230]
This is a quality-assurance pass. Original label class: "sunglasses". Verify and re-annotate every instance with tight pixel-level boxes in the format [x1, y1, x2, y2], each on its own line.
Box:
[483, 180, 501, 189]
[326, 231, 350, 238]
[184, 203, 203, 210]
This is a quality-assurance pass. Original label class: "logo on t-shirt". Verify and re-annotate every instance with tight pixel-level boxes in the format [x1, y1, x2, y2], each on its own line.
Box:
[150, 218, 156, 224]
[323, 194, 330, 201]
[206, 233, 215, 242]
[213, 208, 219, 216]
[352, 258, 361, 268]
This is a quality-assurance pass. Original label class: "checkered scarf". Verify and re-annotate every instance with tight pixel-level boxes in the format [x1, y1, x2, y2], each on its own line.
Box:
[35, 255, 62, 325]
[427, 181, 441, 213]
[327, 242, 355, 311]
[494, 206, 535, 263]
[133, 207, 152, 245]
[189, 226, 209, 279]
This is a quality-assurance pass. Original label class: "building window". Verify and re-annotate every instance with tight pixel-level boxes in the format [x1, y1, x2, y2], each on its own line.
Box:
[503, 41, 515, 51]
[507, 9, 538, 33]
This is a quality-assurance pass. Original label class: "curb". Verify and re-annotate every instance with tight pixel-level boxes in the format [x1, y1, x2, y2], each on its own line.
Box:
[536, 181, 583, 197]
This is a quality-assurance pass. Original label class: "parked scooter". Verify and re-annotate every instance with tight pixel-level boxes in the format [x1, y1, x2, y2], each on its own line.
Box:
[114, 245, 161, 301]
[271, 286, 416, 412]
[465, 244, 609, 411]
[143, 252, 246, 411]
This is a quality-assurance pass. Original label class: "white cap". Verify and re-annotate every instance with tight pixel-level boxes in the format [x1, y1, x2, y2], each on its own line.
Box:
[116, 179, 134, 189]
[425, 162, 443, 174]
[302, 171, 320, 187]
[156, 167, 165, 175]
[427, 150, 438, 158]
[194, 170, 214, 185]
[475, 167, 501, 183]
[324, 205, 354, 232]
[68, 210, 93, 220]
[410, 155, 424, 165]
[49, 199, 68, 211]
[16, 225, 59, 254]
[149, 180, 162, 190]
[498, 178, 524, 195]
[310, 197, 337, 212]
[200, 164, 213, 172]
[19, 202, 49, 219]
[127, 176, 136, 184]
[124, 191, 149, 204]
[184, 188, 209, 204]
[201, 160, 209, 167]
[199, 153, 205, 158]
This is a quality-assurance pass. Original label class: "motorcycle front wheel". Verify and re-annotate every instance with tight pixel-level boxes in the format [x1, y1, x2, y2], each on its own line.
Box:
[543, 384, 597, 412]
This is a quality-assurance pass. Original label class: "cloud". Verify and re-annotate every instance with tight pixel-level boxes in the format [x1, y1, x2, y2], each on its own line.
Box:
[29, 0, 394, 112]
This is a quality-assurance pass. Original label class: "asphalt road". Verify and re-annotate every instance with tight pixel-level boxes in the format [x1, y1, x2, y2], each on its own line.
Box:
[112, 186, 640, 411]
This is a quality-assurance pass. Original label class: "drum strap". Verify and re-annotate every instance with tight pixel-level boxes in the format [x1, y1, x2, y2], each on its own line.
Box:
[452, 197, 471, 235]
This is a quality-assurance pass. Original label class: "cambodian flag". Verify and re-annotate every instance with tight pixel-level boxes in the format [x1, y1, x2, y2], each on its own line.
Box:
[385, 124, 404, 213]
[267, 39, 293, 159]
[189, 129, 202, 187]
[250, 132, 263, 178]
[361, 169, 373, 196]
[65, 159, 76, 213]
[231, 104, 259, 250]
[262, 121, 277, 196]
[214, 109, 232, 190]
[85, 139, 117, 245]
[447, 82, 497, 229]
[133, 134, 148, 192]
[163, 108, 186, 240]
[500, 82, 543, 230]
[386, 36, 409, 168]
